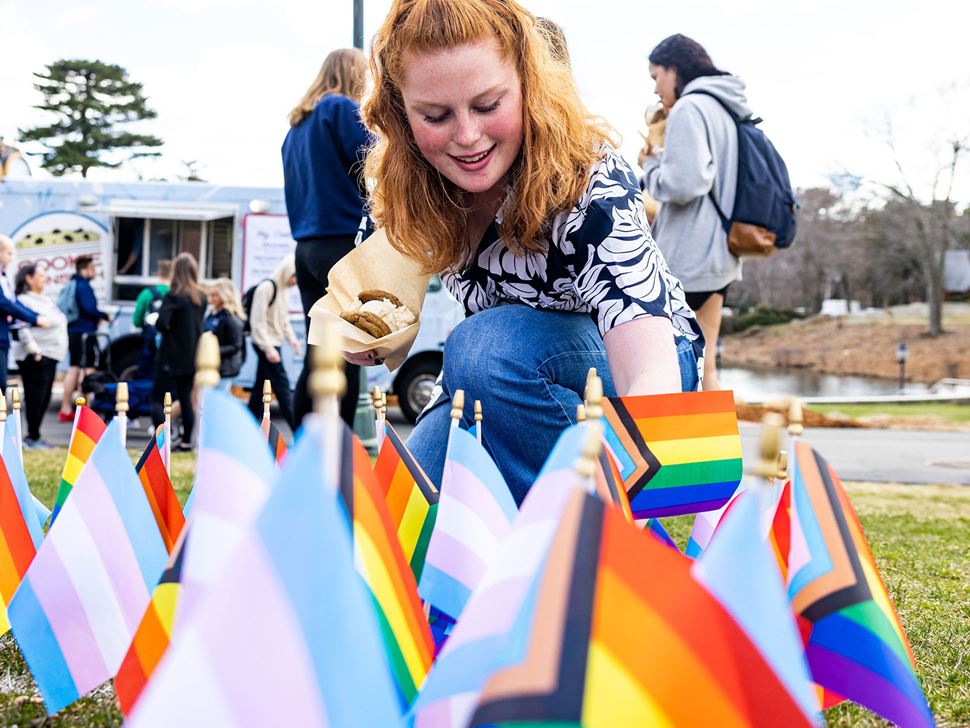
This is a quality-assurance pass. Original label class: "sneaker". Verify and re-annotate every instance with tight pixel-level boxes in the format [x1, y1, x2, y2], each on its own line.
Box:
[57, 411, 74, 423]
[23, 438, 53, 450]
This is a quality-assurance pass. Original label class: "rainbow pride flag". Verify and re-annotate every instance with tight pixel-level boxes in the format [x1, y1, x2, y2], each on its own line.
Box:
[470, 490, 815, 726]
[337, 425, 434, 707]
[373, 422, 439, 582]
[786, 441, 934, 726]
[129, 417, 402, 727]
[418, 426, 517, 624]
[261, 418, 288, 465]
[8, 420, 168, 714]
[50, 405, 106, 524]
[135, 425, 184, 553]
[0, 422, 45, 634]
[602, 390, 742, 518]
[411, 424, 590, 727]
[114, 529, 187, 716]
[594, 448, 634, 522]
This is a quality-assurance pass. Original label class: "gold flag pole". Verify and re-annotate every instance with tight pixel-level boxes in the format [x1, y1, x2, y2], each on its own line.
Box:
[372, 386, 385, 450]
[584, 367, 597, 408]
[115, 381, 129, 449]
[474, 399, 483, 444]
[193, 331, 222, 452]
[584, 374, 604, 421]
[450, 389, 465, 433]
[753, 413, 784, 486]
[0, 390, 7, 447]
[262, 379, 273, 424]
[573, 421, 603, 490]
[163, 392, 173, 474]
[576, 403, 587, 423]
[10, 387, 22, 453]
[309, 320, 345, 418]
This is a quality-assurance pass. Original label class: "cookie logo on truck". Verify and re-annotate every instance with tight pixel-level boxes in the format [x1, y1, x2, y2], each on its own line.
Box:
[17, 227, 102, 250]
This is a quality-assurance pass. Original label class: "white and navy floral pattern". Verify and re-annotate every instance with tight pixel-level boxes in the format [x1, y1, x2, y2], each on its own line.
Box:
[443, 148, 705, 375]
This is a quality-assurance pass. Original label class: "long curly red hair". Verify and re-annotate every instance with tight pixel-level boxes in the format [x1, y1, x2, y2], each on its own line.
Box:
[362, 0, 617, 273]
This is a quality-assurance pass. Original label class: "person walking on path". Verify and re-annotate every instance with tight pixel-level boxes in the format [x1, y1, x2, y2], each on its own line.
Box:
[247, 255, 300, 429]
[349, 0, 702, 502]
[132, 259, 172, 378]
[282, 48, 371, 430]
[639, 34, 748, 391]
[12, 264, 64, 448]
[204, 278, 246, 392]
[58, 254, 110, 420]
[152, 253, 206, 451]
[0, 236, 50, 392]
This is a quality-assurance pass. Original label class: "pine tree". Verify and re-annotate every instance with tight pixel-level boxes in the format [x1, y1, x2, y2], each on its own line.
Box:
[19, 59, 163, 178]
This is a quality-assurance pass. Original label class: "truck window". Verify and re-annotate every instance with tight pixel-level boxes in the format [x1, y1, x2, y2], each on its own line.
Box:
[113, 216, 234, 300]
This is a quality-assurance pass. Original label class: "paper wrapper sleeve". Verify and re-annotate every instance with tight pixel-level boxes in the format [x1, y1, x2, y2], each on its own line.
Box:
[307, 229, 431, 371]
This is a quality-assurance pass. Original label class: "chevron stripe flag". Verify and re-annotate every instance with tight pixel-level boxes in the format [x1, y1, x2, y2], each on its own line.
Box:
[374, 422, 439, 582]
[336, 423, 434, 707]
[469, 489, 816, 727]
[411, 422, 590, 727]
[135, 425, 184, 553]
[261, 418, 288, 465]
[601, 390, 742, 518]
[418, 426, 517, 624]
[177, 389, 274, 622]
[594, 449, 634, 522]
[786, 441, 934, 726]
[114, 528, 187, 716]
[640, 517, 679, 551]
[692, 488, 821, 724]
[129, 416, 402, 727]
[8, 420, 168, 714]
[50, 405, 106, 524]
[685, 487, 744, 558]
[0, 420, 46, 634]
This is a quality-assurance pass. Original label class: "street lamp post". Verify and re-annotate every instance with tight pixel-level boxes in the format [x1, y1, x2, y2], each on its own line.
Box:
[896, 341, 909, 391]
[353, 0, 364, 50]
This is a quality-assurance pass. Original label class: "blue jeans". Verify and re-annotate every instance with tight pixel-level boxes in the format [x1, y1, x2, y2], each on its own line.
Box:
[406, 305, 699, 504]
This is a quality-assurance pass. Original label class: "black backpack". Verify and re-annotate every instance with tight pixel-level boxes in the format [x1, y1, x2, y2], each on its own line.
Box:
[686, 90, 798, 257]
[241, 279, 277, 333]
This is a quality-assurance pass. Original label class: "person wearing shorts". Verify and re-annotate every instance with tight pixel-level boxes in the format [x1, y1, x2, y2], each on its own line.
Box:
[60, 255, 110, 420]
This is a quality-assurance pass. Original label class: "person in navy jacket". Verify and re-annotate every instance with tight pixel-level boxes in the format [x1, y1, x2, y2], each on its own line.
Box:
[282, 48, 372, 430]
[0, 235, 49, 390]
[58, 254, 110, 420]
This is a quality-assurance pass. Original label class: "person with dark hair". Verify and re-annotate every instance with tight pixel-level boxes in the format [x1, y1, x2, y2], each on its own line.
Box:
[639, 34, 748, 391]
[152, 253, 206, 450]
[13, 263, 67, 448]
[283, 48, 371, 430]
[132, 259, 173, 377]
[0, 236, 50, 392]
[58, 253, 109, 419]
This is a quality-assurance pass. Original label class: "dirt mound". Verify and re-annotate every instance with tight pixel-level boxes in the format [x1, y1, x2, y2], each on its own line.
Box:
[735, 403, 865, 428]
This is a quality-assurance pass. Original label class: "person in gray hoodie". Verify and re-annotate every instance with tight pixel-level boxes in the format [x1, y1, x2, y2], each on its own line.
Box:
[640, 34, 751, 390]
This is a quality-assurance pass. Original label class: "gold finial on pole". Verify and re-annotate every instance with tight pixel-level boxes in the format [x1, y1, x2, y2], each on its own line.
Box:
[754, 413, 784, 480]
[116, 381, 129, 416]
[776, 450, 789, 481]
[576, 403, 587, 423]
[75, 396, 86, 408]
[450, 389, 465, 423]
[574, 422, 603, 480]
[371, 386, 383, 414]
[788, 398, 804, 437]
[474, 400, 482, 424]
[380, 392, 387, 416]
[585, 375, 604, 421]
[309, 320, 345, 416]
[262, 379, 273, 421]
[0, 391, 7, 422]
[163, 392, 173, 474]
[11, 388, 20, 413]
[584, 367, 597, 404]
[163, 392, 172, 416]
[194, 331, 221, 390]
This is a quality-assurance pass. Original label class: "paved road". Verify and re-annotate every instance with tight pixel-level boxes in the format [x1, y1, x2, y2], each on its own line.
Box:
[31, 403, 968, 485]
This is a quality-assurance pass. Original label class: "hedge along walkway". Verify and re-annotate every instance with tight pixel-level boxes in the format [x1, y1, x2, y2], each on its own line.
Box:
[0, 452, 966, 726]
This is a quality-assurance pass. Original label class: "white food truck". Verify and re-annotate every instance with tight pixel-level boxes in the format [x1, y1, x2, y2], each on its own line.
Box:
[0, 177, 464, 422]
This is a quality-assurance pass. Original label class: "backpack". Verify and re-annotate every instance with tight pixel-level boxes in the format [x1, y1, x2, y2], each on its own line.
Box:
[241, 279, 277, 333]
[57, 278, 79, 323]
[686, 90, 798, 257]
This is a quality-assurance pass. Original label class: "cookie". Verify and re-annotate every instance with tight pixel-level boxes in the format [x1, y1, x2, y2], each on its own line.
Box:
[358, 289, 403, 307]
[341, 311, 392, 338]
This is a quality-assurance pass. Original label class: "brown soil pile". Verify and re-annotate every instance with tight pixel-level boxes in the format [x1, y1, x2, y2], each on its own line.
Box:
[722, 315, 970, 384]
[735, 403, 865, 428]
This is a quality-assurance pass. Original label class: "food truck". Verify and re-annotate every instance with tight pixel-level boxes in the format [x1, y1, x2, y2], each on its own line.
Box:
[0, 177, 463, 422]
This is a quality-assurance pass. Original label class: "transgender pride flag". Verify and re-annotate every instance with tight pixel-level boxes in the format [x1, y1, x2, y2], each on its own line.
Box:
[8, 420, 168, 714]
[418, 427, 517, 623]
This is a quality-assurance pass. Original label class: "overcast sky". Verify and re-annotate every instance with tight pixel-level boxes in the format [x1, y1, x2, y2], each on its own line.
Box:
[3, 0, 969, 203]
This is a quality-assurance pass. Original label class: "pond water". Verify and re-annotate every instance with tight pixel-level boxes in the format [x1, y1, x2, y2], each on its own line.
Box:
[719, 366, 929, 402]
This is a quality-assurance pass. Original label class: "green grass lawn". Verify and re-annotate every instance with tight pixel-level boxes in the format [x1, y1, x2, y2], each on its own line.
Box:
[808, 401, 970, 426]
[0, 450, 967, 726]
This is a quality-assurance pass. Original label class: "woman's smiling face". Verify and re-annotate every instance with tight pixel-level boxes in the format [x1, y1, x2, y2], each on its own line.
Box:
[400, 38, 523, 201]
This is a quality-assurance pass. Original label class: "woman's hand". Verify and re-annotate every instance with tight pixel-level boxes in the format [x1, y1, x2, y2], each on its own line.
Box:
[35, 315, 50, 328]
[342, 350, 384, 367]
[266, 348, 282, 364]
[603, 316, 682, 396]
